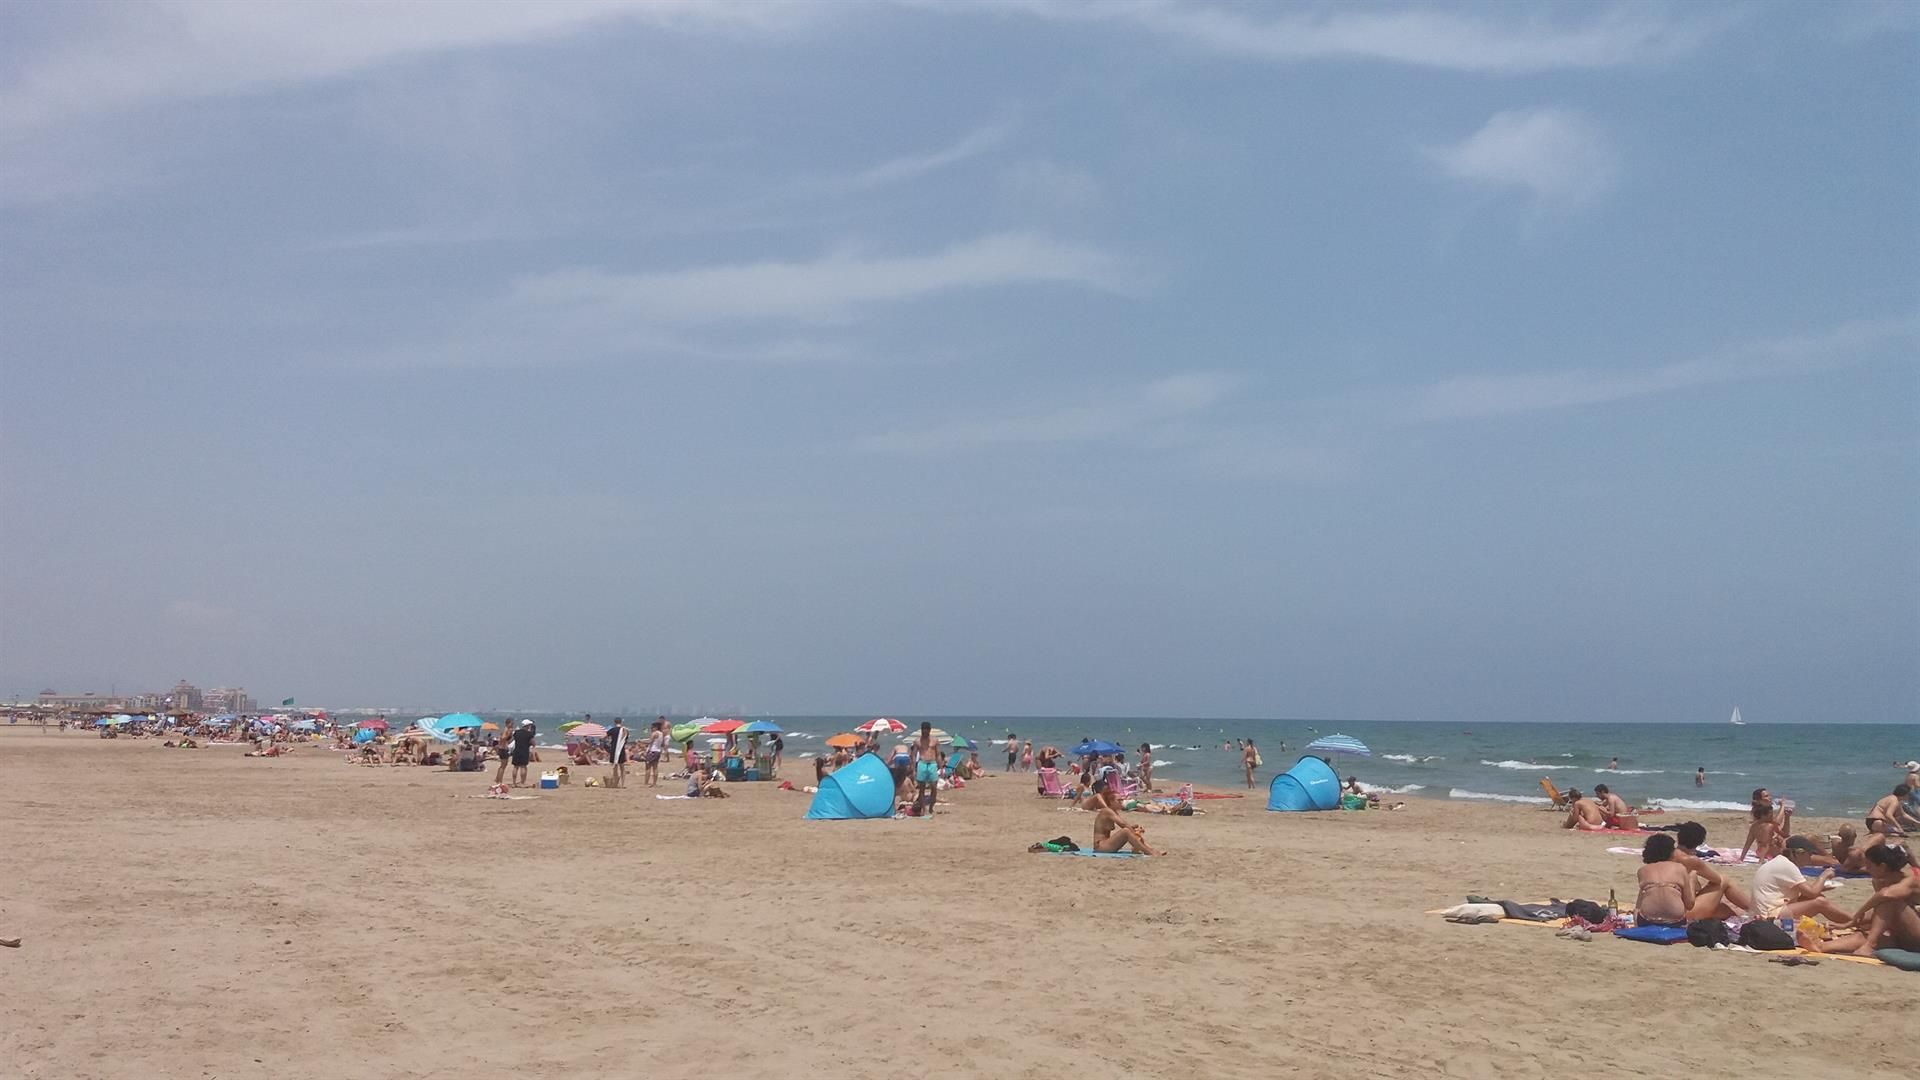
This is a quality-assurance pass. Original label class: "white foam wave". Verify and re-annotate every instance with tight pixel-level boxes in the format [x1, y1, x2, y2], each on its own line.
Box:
[1480, 759, 1547, 770]
[1593, 768, 1663, 775]
[1184, 745, 1203, 751]
[788, 732, 817, 739]
[1383, 753, 1443, 763]
[1644, 797, 1750, 812]
[1359, 782, 1426, 795]
[1449, 788, 1551, 805]
[1151, 759, 1174, 768]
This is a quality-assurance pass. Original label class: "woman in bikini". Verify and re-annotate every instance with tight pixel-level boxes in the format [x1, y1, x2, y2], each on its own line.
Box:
[1635, 834, 1696, 926]
[1798, 844, 1920, 955]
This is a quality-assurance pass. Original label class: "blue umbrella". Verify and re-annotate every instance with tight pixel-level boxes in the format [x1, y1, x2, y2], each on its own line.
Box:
[737, 720, 784, 734]
[352, 727, 378, 745]
[1304, 734, 1371, 758]
[438, 712, 484, 730]
[1071, 739, 1123, 756]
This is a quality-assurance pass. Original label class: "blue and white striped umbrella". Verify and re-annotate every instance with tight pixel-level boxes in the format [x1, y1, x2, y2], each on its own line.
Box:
[1304, 734, 1371, 757]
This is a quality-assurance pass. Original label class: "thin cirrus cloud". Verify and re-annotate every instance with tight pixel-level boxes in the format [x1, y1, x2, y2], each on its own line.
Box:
[860, 373, 1236, 453]
[511, 232, 1140, 325]
[0, 0, 806, 133]
[962, 0, 1718, 74]
[1408, 315, 1919, 422]
[1428, 107, 1620, 206]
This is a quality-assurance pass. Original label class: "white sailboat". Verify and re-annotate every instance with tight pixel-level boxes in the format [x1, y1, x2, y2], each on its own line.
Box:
[1729, 707, 1745, 726]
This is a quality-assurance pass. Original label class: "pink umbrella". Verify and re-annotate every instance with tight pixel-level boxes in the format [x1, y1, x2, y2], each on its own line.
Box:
[568, 723, 608, 739]
[356, 718, 388, 732]
[858, 717, 905, 734]
[700, 719, 744, 734]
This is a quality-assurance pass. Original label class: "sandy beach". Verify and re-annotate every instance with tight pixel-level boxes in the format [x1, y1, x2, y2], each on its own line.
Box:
[3, 729, 1910, 1080]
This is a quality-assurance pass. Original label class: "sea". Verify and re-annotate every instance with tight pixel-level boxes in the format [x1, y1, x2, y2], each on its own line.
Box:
[435, 713, 1914, 819]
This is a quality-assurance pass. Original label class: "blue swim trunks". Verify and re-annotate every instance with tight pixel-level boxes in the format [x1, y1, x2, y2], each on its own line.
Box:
[915, 760, 938, 784]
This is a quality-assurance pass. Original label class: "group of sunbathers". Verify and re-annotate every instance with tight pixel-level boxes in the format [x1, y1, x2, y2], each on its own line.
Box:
[1561, 784, 1640, 831]
[1629, 782, 1920, 957]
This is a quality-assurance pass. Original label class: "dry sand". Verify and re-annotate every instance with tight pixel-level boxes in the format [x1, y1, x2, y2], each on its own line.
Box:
[3, 729, 1910, 1079]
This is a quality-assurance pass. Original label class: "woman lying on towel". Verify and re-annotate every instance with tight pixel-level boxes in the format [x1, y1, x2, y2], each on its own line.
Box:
[1636, 834, 1696, 926]
[1795, 844, 1920, 956]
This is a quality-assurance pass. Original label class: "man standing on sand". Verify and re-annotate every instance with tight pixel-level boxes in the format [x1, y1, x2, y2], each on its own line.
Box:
[1005, 733, 1018, 772]
[606, 716, 628, 789]
[642, 719, 667, 787]
[1241, 739, 1258, 788]
[913, 721, 944, 816]
[510, 719, 536, 787]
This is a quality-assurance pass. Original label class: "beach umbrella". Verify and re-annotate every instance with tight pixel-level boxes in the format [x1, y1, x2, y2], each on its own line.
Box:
[407, 724, 456, 743]
[1304, 734, 1371, 758]
[858, 717, 905, 734]
[700, 718, 744, 734]
[353, 727, 378, 745]
[290, 720, 317, 731]
[824, 733, 863, 749]
[738, 720, 784, 734]
[559, 721, 585, 732]
[357, 718, 388, 731]
[569, 723, 608, 739]
[670, 722, 702, 743]
[438, 712, 484, 730]
[480, 722, 500, 732]
[205, 716, 234, 727]
[948, 735, 977, 751]
[413, 716, 441, 730]
[1071, 739, 1123, 756]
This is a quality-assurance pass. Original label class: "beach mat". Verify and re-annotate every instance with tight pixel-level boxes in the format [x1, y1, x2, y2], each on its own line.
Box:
[1038, 849, 1142, 859]
[1615, 925, 1689, 945]
[1422, 909, 1888, 966]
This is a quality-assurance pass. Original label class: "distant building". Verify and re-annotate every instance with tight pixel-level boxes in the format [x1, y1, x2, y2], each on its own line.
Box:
[202, 687, 255, 713]
[37, 691, 133, 711]
[166, 681, 203, 710]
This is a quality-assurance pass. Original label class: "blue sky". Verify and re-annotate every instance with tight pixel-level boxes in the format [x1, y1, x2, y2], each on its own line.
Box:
[2, 1, 1914, 720]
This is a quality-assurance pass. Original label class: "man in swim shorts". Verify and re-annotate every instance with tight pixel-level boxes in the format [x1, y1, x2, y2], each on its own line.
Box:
[1866, 784, 1918, 836]
[1593, 784, 1638, 830]
[913, 721, 943, 816]
[606, 716, 628, 789]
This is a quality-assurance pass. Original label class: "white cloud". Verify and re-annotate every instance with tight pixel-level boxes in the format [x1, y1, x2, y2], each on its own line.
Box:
[512, 232, 1139, 324]
[1428, 107, 1620, 206]
[957, 1, 1715, 74]
[0, 0, 805, 133]
[1410, 316, 1919, 421]
[844, 123, 1012, 191]
[862, 373, 1233, 452]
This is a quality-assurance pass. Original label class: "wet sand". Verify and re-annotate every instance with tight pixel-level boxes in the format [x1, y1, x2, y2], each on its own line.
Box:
[3, 729, 1909, 1079]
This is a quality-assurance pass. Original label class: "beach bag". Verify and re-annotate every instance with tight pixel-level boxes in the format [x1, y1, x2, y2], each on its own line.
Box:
[1686, 919, 1731, 948]
[1737, 921, 1794, 951]
[1565, 899, 1608, 924]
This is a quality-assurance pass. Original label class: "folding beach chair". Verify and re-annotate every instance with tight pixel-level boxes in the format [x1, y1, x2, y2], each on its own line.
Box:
[1540, 778, 1570, 807]
[1038, 767, 1070, 797]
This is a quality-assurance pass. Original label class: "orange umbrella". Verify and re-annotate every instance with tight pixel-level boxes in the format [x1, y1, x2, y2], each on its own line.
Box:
[824, 733, 862, 748]
[480, 722, 500, 731]
[700, 718, 745, 734]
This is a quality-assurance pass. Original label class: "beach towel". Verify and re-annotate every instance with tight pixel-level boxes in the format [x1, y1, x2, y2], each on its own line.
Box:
[1038, 849, 1142, 859]
[655, 794, 695, 800]
[1614, 924, 1690, 945]
[1874, 949, 1920, 972]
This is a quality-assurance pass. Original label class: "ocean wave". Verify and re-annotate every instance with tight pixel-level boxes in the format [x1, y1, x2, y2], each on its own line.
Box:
[788, 732, 817, 739]
[1184, 746, 1203, 751]
[1480, 759, 1548, 770]
[1151, 759, 1175, 768]
[1593, 768, 1663, 775]
[1644, 797, 1751, 812]
[1383, 753, 1443, 763]
[1360, 782, 1426, 795]
[1449, 788, 1551, 805]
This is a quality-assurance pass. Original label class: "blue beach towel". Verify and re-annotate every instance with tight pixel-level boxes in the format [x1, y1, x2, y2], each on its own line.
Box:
[1614, 924, 1690, 945]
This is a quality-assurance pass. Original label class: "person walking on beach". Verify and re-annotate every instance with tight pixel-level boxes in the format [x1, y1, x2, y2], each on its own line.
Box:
[770, 733, 783, 774]
[1138, 743, 1155, 792]
[642, 720, 667, 787]
[606, 717, 628, 789]
[1242, 739, 1258, 788]
[492, 724, 512, 785]
[1005, 733, 1018, 772]
[510, 719, 536, 787]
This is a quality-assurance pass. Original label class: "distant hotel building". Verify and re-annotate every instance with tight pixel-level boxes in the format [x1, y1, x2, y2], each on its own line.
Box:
[37, 690, 133, 711]
[202, 687, 256, 713]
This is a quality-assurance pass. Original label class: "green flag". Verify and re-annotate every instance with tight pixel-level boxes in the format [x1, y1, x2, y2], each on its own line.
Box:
[281, 697, 295, 706]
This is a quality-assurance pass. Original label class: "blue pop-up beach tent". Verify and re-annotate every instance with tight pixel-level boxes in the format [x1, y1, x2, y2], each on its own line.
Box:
[1268, 755, 1341, 812]
[805, 753, 896, 820]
